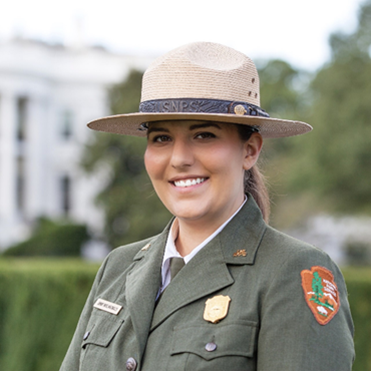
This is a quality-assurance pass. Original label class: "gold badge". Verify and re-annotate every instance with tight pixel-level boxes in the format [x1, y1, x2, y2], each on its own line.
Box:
[204, 295, 231, 323]
[234, 104, 247, 115]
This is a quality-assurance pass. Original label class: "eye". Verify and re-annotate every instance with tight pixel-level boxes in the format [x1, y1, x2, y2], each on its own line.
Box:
[195, 132, 216, 139]
[152, 134, 171, 143]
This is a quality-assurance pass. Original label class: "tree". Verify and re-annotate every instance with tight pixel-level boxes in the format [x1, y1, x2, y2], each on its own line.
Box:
[285, 0, 371, 215]
[311, 271, 324, 302]
[256, 60, 313, 224]
[259, 59, 310, 123]
[82, 70, 170, 249]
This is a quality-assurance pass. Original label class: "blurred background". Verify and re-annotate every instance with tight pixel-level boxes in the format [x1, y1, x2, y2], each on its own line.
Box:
[0, 0, 370, 370]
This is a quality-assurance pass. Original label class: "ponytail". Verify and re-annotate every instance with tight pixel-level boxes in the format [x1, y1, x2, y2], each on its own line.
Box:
[236, 124, 270, 223]
[244, 165, 270, 223]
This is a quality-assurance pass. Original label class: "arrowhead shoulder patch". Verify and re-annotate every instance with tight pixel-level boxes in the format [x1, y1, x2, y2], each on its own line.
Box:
[301, 266, 340, 325]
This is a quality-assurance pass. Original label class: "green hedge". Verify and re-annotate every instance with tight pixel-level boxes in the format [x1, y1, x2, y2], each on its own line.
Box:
[343, 267, 371, 371]
[2, 218, 89, 257]
[0, 259, 98, 371]
[0, 260, 369, 370]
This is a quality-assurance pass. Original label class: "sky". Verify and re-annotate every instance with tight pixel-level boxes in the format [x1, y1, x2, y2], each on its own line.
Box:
[0, 0, 364, 71]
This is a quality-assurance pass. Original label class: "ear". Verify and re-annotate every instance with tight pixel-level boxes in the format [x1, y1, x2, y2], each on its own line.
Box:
[242, 133, 263, 170]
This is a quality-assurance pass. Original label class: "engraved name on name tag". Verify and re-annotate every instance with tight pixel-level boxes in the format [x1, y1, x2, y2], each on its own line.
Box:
[93, 298, 123, 315]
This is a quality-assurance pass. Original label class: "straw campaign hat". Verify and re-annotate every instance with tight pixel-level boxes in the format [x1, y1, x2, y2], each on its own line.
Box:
[88, 42, 312, 138]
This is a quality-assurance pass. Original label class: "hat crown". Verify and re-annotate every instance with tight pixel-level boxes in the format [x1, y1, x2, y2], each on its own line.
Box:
[141, 42, 260, 106]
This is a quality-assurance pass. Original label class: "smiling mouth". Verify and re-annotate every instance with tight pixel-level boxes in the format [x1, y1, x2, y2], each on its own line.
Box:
[173, 178, 207, 188]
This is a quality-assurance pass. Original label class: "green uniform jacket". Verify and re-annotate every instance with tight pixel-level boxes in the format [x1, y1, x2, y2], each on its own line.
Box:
[60, 197, 355, 371]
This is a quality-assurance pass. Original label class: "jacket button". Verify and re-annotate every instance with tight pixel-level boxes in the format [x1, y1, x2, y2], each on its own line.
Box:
[83, 331, 90, 340]
[126, 357, 137, 371]
[205, 342, 217, 352]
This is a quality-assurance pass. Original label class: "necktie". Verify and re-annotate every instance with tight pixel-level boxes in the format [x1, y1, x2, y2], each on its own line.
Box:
[170, 257, 185, 280]
[155, 257, 185, 306]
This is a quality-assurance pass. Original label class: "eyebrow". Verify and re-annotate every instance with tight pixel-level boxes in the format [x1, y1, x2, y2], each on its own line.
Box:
[147, 122, 222, 135]
[189, 122, 222, 131]
[147, 126, 170, 135]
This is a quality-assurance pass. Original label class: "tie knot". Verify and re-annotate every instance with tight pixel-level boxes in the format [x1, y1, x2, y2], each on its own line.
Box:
[170, 257, 185, 280]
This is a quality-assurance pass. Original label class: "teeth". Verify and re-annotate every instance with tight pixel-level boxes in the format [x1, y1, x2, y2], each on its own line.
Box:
[174, 178, 206, 188]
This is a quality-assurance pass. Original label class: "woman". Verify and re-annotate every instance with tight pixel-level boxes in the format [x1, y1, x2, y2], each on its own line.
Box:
[60, 42, 354, 371]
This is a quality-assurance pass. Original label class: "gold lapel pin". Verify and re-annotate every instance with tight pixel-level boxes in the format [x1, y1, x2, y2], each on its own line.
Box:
[204, 295, 231, 324]
[233, 249, 247, 257]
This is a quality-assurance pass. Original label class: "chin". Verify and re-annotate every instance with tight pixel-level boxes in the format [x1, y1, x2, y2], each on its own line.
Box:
[169, 204, 209, 221]
[172, 210, 205, 221]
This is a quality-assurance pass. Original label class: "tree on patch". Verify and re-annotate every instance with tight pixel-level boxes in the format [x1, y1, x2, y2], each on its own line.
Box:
[311, 271, 324, 302]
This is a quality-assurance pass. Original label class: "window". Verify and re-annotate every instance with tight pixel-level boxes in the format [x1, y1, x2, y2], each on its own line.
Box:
[16, 156, 26, 214]
[61, 110, 73, 140]
[61, 175, 71, 215]
[16, 97, 28, 141]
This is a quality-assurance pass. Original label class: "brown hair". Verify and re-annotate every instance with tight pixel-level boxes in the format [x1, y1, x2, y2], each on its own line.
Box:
[236, 125, 270, 223]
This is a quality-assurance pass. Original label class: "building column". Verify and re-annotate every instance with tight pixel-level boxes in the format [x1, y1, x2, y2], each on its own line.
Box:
[25, 96, 46, 220]
[0, 92, 18, 249]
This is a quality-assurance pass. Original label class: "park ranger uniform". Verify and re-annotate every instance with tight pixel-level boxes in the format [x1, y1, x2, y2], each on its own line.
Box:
[60, 196, 355, 371]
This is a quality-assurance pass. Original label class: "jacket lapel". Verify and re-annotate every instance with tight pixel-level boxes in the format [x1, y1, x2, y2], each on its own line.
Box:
[124, 227, 169, 359]
[125, 195, 267, 348]
[219, 195, 266, 266]
[150, 234, 234, 331]
[151, 196, 267, 331]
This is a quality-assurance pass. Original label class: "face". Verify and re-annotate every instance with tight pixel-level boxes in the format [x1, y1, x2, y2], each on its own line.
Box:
[144, 120, 262, 227]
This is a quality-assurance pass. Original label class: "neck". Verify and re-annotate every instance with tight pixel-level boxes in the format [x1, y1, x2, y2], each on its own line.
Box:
[174, 198, 245, 256]
[174, 221, 215, 256]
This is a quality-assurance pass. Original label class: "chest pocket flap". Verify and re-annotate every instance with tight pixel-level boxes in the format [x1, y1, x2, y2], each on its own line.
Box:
[81, 313, 124, 348]
[171, 321, 258, 360]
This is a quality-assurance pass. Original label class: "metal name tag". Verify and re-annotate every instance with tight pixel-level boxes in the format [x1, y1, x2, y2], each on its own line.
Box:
[93, 298, 123, 315]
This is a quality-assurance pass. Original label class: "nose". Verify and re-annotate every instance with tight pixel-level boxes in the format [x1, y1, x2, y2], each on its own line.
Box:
[170, 138, 194, 169]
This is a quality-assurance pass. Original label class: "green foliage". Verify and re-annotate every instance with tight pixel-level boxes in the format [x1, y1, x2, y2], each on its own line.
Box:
[259, 59, 310, 120]
[259, 59, 312, 158]
[109, 69, 143, 115]
[255, 59, 314, 224]
[0, 259, 98, 371]
[284, 0, 371, 215]
[260, 0, 371, 226]
[330, 0, 371, 61]
[2, 218, 89, 257]
[343, 267, 371, 370]
[82, 70, 170, 248]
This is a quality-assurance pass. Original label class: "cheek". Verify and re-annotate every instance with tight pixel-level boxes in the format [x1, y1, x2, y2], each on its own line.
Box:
[144, 148, 155, 179]
[144, 147, 165, 181]
[206, 145, 245, 174]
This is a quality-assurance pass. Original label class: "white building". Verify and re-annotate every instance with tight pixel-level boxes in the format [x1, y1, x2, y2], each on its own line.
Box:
[0, 38, 152, 250]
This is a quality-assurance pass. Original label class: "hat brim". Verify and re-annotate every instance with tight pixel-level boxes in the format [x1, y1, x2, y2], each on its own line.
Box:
[87, 112, 312, 138]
